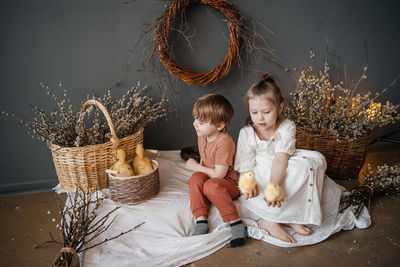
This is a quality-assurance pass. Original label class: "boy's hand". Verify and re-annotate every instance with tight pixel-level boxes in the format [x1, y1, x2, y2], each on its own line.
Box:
[244, 184, 260, 200]
[185, 158, 199, 172]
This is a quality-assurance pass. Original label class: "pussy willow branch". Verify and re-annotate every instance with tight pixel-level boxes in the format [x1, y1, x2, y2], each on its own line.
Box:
[2, 82, 166, 147]
[285, 50, 400, 140]
[37, 186, 145, 266]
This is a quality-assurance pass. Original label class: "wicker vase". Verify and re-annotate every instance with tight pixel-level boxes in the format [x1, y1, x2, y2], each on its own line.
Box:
[50, 99, 143, 192]
[296, 126, 370, 179]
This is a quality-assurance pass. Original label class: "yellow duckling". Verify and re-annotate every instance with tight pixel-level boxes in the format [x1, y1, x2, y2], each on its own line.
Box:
[264, 182, 283, 202]
[112, 149, 135, 177]
[238, 170, 256, 193]
[133, 143, 154, 176]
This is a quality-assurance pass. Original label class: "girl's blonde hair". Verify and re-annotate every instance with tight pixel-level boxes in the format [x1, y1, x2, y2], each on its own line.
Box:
[245, 74, 285, 125]
[192, 93, 233, 131]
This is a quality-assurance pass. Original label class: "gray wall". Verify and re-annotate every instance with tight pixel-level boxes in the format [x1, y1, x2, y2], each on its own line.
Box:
[1, 0, 399, 194]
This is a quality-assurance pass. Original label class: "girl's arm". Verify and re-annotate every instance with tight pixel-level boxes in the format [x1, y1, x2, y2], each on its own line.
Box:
[269, 152, 290, 186]
[185, 158, 228, 178]
[264, 152, 290, 207]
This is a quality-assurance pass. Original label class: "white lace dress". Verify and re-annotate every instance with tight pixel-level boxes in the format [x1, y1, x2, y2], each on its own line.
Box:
[234, 119, 343, 226]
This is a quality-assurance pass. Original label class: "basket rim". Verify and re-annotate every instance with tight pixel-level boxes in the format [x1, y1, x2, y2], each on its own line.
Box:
[107, 159, 159, 180]
[296, 125, 371, 140]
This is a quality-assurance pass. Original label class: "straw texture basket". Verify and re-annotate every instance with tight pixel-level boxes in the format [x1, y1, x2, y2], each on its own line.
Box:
[50, 99, 143, 192]
[296, 126, 370, 179]
[108, 160, 160, 205]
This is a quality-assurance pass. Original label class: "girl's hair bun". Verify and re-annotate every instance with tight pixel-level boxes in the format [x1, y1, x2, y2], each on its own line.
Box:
[261, 74, 275, 84]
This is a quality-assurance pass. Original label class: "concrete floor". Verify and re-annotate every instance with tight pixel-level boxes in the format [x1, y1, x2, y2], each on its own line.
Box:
[0, 143, 399, 266]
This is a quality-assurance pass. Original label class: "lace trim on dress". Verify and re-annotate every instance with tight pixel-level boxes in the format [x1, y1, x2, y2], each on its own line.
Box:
[256, 211, 323, 226]
[240, 196, 323, 225]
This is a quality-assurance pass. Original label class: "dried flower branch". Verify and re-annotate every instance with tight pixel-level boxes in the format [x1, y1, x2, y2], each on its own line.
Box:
[35, 186, 144, 267]
[2, 81, 167, 147]
[339, 163, 400, 218]
[285, 50, 400, 140]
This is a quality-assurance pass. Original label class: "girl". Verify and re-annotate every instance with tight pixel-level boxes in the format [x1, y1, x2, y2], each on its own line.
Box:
[235, 74, 343, 243]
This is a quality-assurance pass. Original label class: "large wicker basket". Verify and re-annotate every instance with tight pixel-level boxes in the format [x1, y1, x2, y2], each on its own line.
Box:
[50, 99, 143, 192]
[296, 126, 370, 179]
[108, 160, 160, 205]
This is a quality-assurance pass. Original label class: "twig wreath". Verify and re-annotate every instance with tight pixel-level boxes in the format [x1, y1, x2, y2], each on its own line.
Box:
[155, 0, 241, 86]
[119, 0, 277, 98]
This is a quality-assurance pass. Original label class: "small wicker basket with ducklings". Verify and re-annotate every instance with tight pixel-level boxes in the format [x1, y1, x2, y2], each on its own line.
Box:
[107, 144, 160, 205]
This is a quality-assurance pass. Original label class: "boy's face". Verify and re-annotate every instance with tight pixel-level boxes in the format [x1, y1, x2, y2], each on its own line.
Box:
[193, 118, 224, 139]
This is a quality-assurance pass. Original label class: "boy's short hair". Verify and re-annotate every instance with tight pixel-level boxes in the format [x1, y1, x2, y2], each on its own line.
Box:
[192, 94, 234, 129]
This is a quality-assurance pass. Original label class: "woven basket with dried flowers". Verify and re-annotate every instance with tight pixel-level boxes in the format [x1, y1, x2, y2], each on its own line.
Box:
[2, 82, 167, 191]
[286, 50, 400, 179]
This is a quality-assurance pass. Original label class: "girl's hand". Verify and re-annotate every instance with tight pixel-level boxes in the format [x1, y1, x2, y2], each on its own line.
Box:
[185, 158, 199, 172]
[244, 184, 260, 200]
[263, 197, 284, 208]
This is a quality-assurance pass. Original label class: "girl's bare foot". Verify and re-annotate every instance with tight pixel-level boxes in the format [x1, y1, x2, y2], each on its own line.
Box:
[287, 223, 313, 235]
[259, 220, 297, 243]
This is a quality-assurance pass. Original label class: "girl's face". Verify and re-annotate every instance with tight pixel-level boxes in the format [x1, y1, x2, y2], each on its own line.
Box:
[248, 96, 282, 132]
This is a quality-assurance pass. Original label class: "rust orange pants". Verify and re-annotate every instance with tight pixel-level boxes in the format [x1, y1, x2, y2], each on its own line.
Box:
[188, 172, 240, 223]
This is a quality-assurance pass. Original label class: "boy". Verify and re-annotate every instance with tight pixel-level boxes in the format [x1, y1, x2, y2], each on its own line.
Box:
[185, 93, 246, 247]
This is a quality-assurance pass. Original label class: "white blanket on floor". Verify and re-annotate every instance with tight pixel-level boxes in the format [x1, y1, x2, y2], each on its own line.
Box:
[55, 150, 371, 267]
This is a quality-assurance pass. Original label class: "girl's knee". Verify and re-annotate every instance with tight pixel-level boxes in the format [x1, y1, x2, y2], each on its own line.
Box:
[305, 151, 326, 163]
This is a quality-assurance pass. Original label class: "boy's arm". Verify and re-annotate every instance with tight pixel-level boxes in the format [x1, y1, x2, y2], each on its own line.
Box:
[185, 158, 228, 178]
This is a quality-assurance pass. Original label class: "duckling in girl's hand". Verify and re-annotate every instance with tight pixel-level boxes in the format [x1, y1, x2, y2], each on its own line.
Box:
[112, 149, 135, 177]
[133, 143, 154, 175]
[238, 170, 256, 193]
[264, 182, 283, 202]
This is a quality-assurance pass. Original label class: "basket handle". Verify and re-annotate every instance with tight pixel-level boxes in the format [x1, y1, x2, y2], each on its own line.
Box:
[79, 99, 120, 148]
